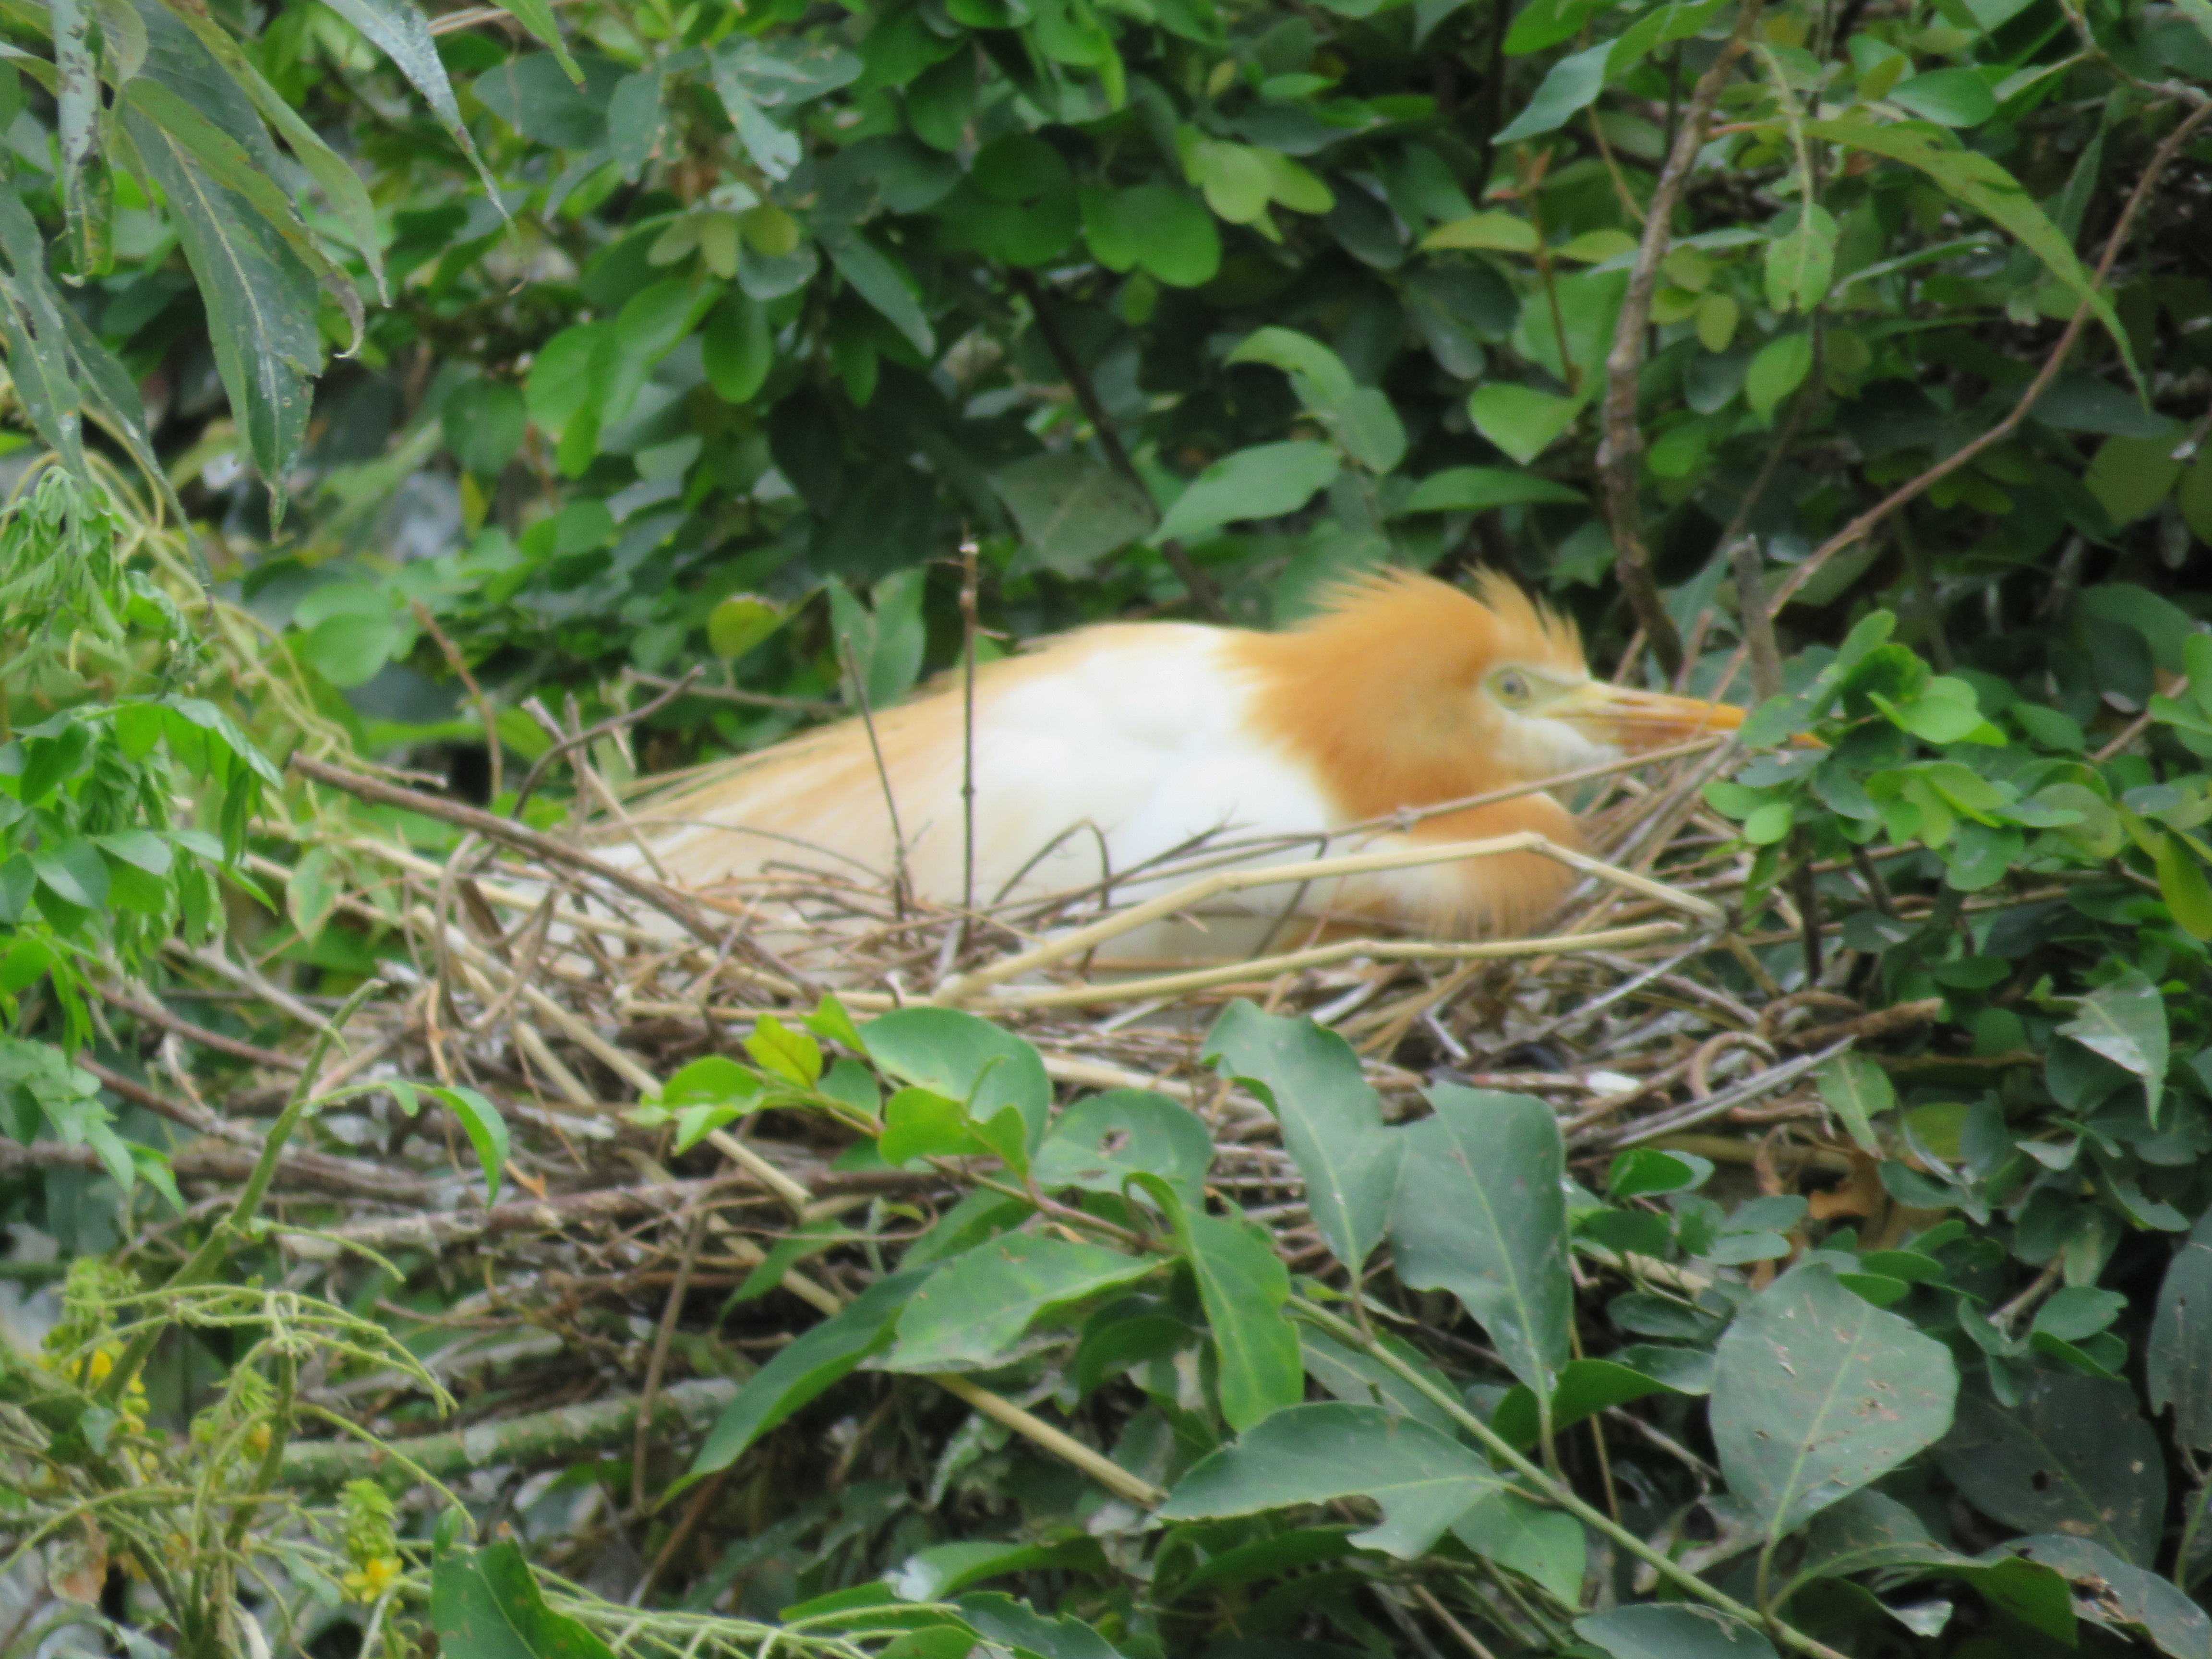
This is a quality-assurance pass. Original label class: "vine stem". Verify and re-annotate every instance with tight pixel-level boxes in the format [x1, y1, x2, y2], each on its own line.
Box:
[99, 978, 383, 1404]
[1289, 1296, 1853, 1659]
[1597, 0, 1768, 680]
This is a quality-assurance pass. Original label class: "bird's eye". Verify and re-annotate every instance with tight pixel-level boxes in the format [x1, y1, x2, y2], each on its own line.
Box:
[1493, 670, 1533, 708]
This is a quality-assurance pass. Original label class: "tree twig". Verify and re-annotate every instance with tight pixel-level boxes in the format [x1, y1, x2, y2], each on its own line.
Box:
[511, 668, 700, 818]
[1010, 269, 1229, 623]
[1766, 96, 2212, 617]
[411, 598, 503, 801]
[1597, 0, 1768, 679]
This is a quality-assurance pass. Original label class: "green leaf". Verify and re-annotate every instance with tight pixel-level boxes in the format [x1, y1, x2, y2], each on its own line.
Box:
[992, 452, 1155, 575]
[1204, 1001, 1403, 1273]
[1390, 1084, 1571, 1397]
[1711, 1262, 1958, 1547]
[828, 569, 928, 715]
[1401, 467, 1584, 513]
[1816, 1052, 1895, 1156]
[1467, 383, 1579, 464]
[1494, 0, 1723, 141]
[2008, 1535, 2212, 1659]
[1450, 1490, 1586, 1606]
[1491, 1356, 1701, 1450]
[1180, 1207, 1302, 1430]
[34, 842, 110, 912]
[1494, 38, 1610, 142]
[303, 612, 402, 689]
[2154, 834, 2212, 941]
[683, 1273, 925, 1487]
[1607, 1147, 1713, 1198]
[121, 103, 323, 492]
[316, 0, 492, 191]
[702, 291, 774, 405]
[427, 1085, 509, 1203]
[1577, 1605, 1779, 1659]
[285, 844, 339, 939]
[878, 1087, 982, 1166]
[743, 1014, 821, 1087]
[1158, 1402, 1508, 1556]
[823, 229, 934, 358]
[1421, 210, 1539, 252]
[444, 379, 526, 477]
[1080, 183, 1221, 287]
[2061, 967, 2169, 1126]
[498, 0, 584, 81]
[705, 594, 782, 661]
[1937, 1372, 2165, 1566]
[1151, 441, 1340, 544]
[1746, 332, 1813, 421]
[957, 1593, 1126, 1659]
[2149, 1211, 2212, 1449]
[54, 0, 107, 277]
[1888, 67, 1996, 127]
[1227, 327, 1356, 406]
[2084, 433, 2186, 526]
[1033, 1090, 1214, 1204]
[1802, 118, 2128, 372]
[430, 1541, 616, 1659]
[1764, 204, 1838, 313]
[877, 1232, 1161, 1371]
[864, 1009, 1052, 1153]
[1187, 136, 1274, 223]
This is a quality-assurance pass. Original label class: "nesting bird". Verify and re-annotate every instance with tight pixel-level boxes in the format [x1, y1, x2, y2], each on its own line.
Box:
[590, 572, 1745, 962]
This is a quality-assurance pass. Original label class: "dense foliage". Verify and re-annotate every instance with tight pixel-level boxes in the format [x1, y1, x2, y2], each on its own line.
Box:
[1, 0, 2212, 1654]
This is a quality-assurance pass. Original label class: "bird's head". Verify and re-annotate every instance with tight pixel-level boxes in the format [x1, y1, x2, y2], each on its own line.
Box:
[1245, 571, 1748, 813]
[1474, 652, 1748, 780]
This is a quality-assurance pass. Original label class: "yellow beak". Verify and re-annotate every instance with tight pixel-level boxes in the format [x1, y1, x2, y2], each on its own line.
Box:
[1556, 681, 1749, 753]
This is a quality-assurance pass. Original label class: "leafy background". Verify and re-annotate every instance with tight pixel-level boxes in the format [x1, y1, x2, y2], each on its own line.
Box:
[2, 0, 2212, 1653]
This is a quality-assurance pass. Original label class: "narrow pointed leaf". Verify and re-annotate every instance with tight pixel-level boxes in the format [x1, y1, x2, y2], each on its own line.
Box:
[1389, 1084, 1570, 1395]
[1205, 1001, 1402, 1272]
[1159, 1402, 1507, 1557]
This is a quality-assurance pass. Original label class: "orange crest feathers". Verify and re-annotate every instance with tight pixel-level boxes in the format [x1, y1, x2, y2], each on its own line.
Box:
[1293, 568, 1587, 680]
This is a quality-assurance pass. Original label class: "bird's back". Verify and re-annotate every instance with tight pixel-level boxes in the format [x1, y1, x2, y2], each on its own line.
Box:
[589, 579, 1596, 957]
[603, 622, 1336, 914]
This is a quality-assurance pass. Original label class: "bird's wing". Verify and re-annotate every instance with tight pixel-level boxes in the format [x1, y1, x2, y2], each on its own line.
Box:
[604, 624, 1355, 914]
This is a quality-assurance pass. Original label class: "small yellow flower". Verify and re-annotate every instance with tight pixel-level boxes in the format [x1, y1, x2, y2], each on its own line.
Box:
[86, 1350, 114, 1383]
[342, 1555, 404, 1602]
[247, 1423, 272, 1456]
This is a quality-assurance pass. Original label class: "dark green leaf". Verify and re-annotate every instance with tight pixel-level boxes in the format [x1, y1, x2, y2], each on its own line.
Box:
[1936, 1372, 2166, 1566]
[1205, 1002, 1402, 1273]
[1576, 1603, 1779, 1659]
[1034, 1090, 1213, 1203]
[429, 1541, 616, 1659]
[2150, 1211, 2212, 1448]
[1711, 1263, 1958, 1545]
[1158, 1402, 1507, 1556]
[992, 452, 1155, 575]
[1390, 1084, 1571, 1396]
[683, 1273, 926, 1487]
[877, 1232, 1161, 1371]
